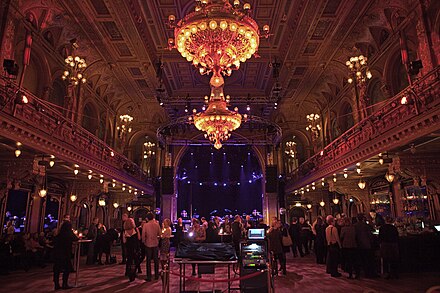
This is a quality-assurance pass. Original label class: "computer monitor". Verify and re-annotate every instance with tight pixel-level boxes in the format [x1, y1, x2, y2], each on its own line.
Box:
[434, 225, 440, 232]
[248, 228, 265, 240]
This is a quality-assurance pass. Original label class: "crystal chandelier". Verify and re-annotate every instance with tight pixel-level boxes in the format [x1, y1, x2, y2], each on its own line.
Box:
[117, 114, 133, 140]
[143, 141, 156, 158]
[285, 137, 297, 158]
[167, 0, 269, 77]
[189, 74, 246, 149]
[346, 54, 372, 84]
[305, 113, 321, 139]
[62, 55, 87, 86]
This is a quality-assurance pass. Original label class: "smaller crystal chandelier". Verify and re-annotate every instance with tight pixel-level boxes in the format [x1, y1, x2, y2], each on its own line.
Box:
[189, 73, 245, 149]
[346, 54, 372, 84]
[143, 141, 156, 158]
[117, 114, 134, 140]
[62, 55, 87, 86]
[285, 137, 297, 158]
[306, 113, 321, 139]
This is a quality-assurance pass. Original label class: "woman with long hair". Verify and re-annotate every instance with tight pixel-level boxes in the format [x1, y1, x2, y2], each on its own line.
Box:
[123, 218, 141, 281]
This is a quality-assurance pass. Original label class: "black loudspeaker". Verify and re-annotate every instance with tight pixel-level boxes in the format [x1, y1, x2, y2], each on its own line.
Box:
[161, 167, 174, 194]
[265, 166, 278, 193]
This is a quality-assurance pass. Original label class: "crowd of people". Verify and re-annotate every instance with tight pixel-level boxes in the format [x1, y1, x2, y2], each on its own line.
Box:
[0, 208, 400, 289]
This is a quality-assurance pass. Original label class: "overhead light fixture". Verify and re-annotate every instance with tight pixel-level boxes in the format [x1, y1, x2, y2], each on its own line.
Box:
[70, 194, 77, 202]
[385, 171, 395, 183]
[333, 174, 337, 182]
[98, 198, 106, 206]
[305, 113, 321, 139]
[333, 197, 339, 205]
[99, 178, 104, 184]
[358, 178, 366, 190]
[15, 149, 21, 157]
[62, 55, 87, 86]
[39, 188, 47, 198]
[285, 137, 297, 158]
[346, 54, 372, 84]
[343, 170, 348, 179]
[295, 202, 301, 207]
[319, 200, 325, 207]
[306, 203, 312, 209]
[113, 202, 119, 209]
[168, 0, 269, 148]
[88, 174, 92, 180]
[127, 206, 132, 212]
[49, 160, 55, 167]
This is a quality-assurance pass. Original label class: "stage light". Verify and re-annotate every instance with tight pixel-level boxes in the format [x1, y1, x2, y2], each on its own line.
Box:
[237, 182, 240, 186]
[223, 183, 227, 186]
[214, 182, 218, 186]
[199, 182, 203, 186]
[248, 180, 252, 183]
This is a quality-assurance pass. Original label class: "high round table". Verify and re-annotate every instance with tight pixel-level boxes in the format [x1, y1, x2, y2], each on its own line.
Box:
[74, 239, 92, 287]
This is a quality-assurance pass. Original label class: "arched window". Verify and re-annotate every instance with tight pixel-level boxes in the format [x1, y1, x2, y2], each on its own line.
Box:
[389, 53, 410, 95]
[49, 79, 66, 107]
[131, 136, 156, 176]
[82, 103, 99, 135]
[339, 103, 354, 133]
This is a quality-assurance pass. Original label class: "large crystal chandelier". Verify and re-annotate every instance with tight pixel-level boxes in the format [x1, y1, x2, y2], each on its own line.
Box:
[168, 0, 269, 148]
[167, 0, 269, 76]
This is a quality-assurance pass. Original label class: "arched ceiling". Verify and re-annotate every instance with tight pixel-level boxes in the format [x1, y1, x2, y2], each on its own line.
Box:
[17, 0, 415, 135]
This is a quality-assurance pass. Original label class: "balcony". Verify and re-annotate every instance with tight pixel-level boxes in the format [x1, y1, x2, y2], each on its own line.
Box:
[286, 67, 440, 192]
[0, 76, 153, 193]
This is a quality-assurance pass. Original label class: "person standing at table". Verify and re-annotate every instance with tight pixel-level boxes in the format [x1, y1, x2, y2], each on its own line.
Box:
[289, 217, 304, 257]
[53, 219, 78, 290]
[142, 212, 161, 281]
[340, 217, 359, 279]
[119, 213, 129, 265]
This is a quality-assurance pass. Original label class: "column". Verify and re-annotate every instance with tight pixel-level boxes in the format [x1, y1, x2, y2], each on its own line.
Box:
[264, 192, 278, 224]
[161, 193, 176, 222]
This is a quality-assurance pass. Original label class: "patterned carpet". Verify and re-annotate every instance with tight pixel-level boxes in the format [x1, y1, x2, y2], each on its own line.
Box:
[1, 248, 439, 293]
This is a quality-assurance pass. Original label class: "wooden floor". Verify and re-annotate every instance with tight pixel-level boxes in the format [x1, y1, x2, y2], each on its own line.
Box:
[1, 249, 439, 293]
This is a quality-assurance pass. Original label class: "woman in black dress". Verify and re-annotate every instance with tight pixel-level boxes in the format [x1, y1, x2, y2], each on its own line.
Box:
[53, 220, 78, 290]
[123, 218, 141, 281]
[174, 217, 184, 249]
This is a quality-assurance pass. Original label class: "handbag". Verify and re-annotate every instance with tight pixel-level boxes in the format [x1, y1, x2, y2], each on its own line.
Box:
[282, 234, 293, 247]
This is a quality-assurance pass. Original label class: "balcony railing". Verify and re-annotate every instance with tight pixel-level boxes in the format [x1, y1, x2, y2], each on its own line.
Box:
[0, 76, 152, 190]
[286, 66, 440, 190]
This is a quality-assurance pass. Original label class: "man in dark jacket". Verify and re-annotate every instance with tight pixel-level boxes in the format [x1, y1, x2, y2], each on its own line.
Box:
[288, 217, 304, 257]
[53, 219, 78, 290]
[267, 220, 286, 275]
[86, 217, 99, 265]
[354, 214, 376, 278]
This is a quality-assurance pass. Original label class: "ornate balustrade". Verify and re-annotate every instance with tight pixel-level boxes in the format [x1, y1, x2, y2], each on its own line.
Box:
[286, 67, 440, 192]
[0, 77, 153, 193]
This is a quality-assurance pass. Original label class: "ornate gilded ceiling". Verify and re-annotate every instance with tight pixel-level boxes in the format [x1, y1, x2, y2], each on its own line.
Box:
[17, 0, 414, 136]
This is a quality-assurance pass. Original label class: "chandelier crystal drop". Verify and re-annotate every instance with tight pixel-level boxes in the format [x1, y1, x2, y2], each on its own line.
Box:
[167, 0, 269, 77]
